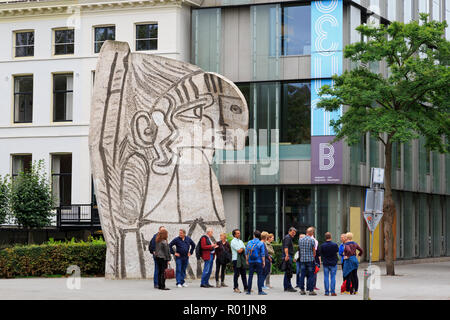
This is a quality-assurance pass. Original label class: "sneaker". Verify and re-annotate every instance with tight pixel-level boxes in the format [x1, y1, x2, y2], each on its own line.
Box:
[354, 291, 358, 295]
[159, 287, 170, 290]
[325, 293, 329, 296]
[343, 291, 351, 295]
[284, 288, 297, 293]
[233, 288, 241, 293]
[246, 291, 251, 295]
[258, 291, 268, 295]
[221, 282, 228, 288]
[314, 287, 320, 291]
[309, 291, 317, 296]
[177, 284, 182, 288]
[262, 286, 269, 290]
[182, 283, 189, 287]
[331, 293, 337, 296]
[206, 284, 213, 288]
[200, 284, 208, 288]
[300, 290, 306, 295]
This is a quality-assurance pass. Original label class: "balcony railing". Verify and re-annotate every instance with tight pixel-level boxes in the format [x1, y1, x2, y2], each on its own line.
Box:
[56, 204, 100, 228]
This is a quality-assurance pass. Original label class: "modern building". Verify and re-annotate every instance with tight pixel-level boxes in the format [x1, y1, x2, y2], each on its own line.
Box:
[0, 0, 449, 262]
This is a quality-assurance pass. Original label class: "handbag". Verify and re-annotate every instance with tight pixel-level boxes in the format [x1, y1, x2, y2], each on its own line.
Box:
[164, 262, 175, 279]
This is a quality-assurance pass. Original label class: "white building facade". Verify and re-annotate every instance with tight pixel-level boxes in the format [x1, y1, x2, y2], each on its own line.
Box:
[0, 0, 195, 219]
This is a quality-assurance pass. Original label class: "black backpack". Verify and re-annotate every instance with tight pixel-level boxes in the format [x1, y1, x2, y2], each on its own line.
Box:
[195, 235, 207, 259]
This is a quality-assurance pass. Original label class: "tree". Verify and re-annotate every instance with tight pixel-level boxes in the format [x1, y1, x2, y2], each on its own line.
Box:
[10, 160, 55, 230]
[317, 14, 450, 275]
[0, 175, 11, 224]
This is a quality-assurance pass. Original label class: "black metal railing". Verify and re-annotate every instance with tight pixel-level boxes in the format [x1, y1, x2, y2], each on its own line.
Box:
[56, 204, 100, 228]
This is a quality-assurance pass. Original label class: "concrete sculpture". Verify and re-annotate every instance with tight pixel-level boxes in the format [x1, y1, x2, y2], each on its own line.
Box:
[89, 41, 248, 279]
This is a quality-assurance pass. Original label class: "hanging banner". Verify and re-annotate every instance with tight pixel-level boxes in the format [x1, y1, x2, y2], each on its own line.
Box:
[311, 136, 342, 184]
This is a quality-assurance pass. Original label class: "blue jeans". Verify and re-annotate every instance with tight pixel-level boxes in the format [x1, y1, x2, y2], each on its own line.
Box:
[175, 256, 189, 285]
[201, 253, 214, 286]
[299, 261, 315, 292]
[247, 261, 264, 293]
[282, 255, 293, 289]
[153, 255, 159, 286]
[323, 265, 337, 294]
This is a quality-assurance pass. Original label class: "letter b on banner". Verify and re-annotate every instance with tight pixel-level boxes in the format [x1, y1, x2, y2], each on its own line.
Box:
[319, 143, 335, 170]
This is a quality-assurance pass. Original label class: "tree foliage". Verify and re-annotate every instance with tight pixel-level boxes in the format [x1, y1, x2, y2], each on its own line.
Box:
[10, 160, 55, 229]
[318, 14, 450, 150]
[0, 175, 11, 224]
[317, 14, 450, 275]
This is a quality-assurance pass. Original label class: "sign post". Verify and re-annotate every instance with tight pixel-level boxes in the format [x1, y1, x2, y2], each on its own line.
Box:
[363, 168, 384, 300]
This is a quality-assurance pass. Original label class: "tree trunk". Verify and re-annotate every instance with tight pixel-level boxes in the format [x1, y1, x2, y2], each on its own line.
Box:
[383, 140, 396, 276]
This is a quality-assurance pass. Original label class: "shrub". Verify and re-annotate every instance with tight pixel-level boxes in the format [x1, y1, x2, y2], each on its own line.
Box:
[0, 237, 106, 278]
[10, 160, 55, 228]
[0, 175, 11, 224]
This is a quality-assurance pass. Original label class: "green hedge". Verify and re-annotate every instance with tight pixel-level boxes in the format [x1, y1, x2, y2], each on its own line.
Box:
[0, 238, 106, 278]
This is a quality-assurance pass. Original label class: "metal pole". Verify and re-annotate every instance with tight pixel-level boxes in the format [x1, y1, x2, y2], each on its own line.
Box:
[364, 228, 374, 300]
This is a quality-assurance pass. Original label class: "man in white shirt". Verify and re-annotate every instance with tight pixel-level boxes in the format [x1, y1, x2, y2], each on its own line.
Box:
[230, 229, 248, 293]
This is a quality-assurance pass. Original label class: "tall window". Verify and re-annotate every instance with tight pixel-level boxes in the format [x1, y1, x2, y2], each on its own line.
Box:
[53, 74, 73, 122]
[14, 75, 33, 123]
[136, 23, 158, 51]
[11, 154, 32, 178]
[14, 31, 34, 57]
[281, 4, 311, 56]
[52, 154, 72, 206]
[54, 29, 74, 55]
[280, 82, 311, 145]
[94, 26, 115, 53]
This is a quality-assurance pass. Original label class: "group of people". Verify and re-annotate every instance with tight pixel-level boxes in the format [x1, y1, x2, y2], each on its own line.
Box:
[148, 225, 363, 297]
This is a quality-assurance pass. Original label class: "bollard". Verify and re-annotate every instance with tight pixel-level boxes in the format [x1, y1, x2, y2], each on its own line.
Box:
[363, 268, 370, 300]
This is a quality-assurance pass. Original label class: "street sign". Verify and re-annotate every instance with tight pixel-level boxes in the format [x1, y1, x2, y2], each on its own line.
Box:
[364, 188, 384, 213]
[364, 211, 383, 232]
[370, 167, 385, 188]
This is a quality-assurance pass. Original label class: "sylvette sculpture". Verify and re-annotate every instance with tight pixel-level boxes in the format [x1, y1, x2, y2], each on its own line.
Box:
[89, 41, 248, 279]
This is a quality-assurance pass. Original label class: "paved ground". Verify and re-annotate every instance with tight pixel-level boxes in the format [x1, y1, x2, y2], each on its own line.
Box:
[0, 261, 449, 300]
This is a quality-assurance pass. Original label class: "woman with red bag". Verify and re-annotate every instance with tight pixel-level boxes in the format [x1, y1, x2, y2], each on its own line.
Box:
[155, 229, 172, 290]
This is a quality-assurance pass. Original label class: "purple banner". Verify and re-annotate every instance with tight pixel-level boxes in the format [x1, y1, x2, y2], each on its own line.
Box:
[311, 136, 342, 184]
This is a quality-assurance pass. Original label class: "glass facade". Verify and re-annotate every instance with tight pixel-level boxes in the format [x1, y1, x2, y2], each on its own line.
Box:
[194, 1, 450, 262]
[192, 8, 221, 73]
[281, 4, 311, 56]
[240, 186, 329, 243]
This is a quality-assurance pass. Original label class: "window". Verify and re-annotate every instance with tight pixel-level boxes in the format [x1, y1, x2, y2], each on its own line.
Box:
[52, 154, 72, 206]
[53, 74, 73, 122]
[11, 154, 32, 178]
[94, 26, 115, 53]
[54, 29, 74, 55]
[14, 75, 33, 123]
[280, 82, 311, 145]
[136, 23, 158, 51]
[281, 4, 311, 56]
[14, 31, 34, 57]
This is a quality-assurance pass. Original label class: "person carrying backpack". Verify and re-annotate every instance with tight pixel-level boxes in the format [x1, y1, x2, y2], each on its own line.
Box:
[245, 230, 267, 295]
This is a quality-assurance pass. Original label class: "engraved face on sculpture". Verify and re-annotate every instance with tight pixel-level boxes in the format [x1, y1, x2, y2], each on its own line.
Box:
[89, 41, 248, 279]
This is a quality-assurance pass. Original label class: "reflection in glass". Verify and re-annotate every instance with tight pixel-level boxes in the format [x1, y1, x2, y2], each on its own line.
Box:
[136, 24, 158, 51]
[280, 82, 311, 145]
[282, 5, 311, 56]
[94, 26, 115, 53]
